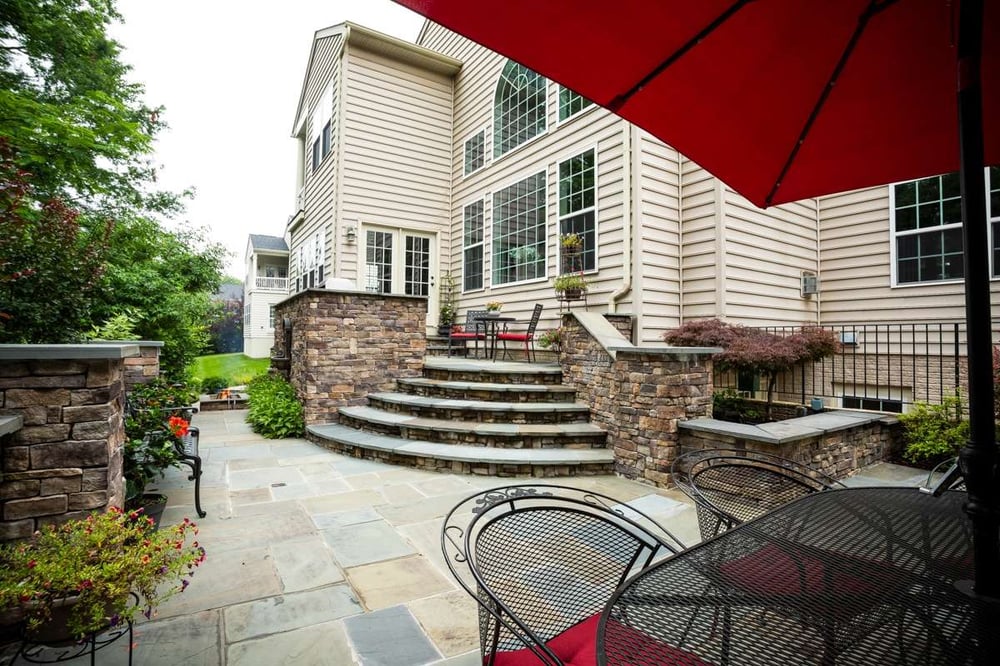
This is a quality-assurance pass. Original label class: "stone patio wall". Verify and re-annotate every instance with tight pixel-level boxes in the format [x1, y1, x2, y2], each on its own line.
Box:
[273, 289, 426, 425]
[679, 415, 902, 480]
[0, 345, 136, 541]
[559, 315, 715, 487]
[120, 341, 162, 389]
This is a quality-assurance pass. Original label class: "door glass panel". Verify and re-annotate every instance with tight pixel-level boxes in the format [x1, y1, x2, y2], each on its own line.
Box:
[365, 230, 393, 293]
[405, 235, 431, 297]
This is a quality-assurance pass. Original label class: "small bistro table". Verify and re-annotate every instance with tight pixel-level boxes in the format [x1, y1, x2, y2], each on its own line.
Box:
[477, 315, 516, 361]
[598, 487, 998, 665]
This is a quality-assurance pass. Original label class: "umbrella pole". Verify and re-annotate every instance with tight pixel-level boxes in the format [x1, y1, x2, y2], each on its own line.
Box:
[956, 0, 1000, 599]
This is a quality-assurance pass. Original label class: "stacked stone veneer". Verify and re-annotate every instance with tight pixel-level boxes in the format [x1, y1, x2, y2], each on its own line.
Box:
[0, 348, 133, 541]
[274, 289, 426, 425]
[120, 341, 162, 390]
[679, 417, 902, 480]
[559, 315, 715, 486]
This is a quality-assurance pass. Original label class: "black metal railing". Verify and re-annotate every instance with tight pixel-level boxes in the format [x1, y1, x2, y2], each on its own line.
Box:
[713, 322, 975, 412]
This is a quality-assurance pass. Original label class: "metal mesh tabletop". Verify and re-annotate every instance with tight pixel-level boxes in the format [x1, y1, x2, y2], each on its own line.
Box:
[599, 488, 998, 666]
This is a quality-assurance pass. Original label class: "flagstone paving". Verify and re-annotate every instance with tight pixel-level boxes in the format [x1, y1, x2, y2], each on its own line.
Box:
[0, 409, 929, 665]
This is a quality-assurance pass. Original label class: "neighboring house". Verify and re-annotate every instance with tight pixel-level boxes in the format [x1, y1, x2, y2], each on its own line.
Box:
[243, 234, 290, 358]
[281, 20, 1000, 409]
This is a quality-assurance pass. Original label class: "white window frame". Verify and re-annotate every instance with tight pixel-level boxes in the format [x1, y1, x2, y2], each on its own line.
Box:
[491, 171, 547, 287]
[557, 86, 595, 124]
[462, 199, 485, 292]
[557, 147, 598, 274]
[492, 60, 547, 160]
[268, 306, 275, 330]
[463, 128, 487, 177]
[890, 168, 1000, 287]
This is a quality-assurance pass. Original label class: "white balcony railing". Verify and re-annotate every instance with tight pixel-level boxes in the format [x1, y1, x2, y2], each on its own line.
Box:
[255, 276, 289, 291]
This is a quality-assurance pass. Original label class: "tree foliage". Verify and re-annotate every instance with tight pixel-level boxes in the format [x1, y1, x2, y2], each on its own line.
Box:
[0, 142, 112, 342]
[665, 318, 840, 419]
[0, 0, 179, 217]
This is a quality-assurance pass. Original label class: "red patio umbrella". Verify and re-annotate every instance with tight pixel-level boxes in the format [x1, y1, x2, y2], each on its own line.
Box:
[393, 0, 1000, 596]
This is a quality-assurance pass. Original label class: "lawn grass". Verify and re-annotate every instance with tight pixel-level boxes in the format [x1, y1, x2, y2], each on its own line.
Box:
[191, 353, 270, 386]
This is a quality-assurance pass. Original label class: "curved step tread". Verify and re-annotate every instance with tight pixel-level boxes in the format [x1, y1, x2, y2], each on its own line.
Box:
[424, 358, 563, 376]
[368, 392, 589, 414]
[397, 377, 576, 395]
[339, 405, 605, 437]
[308, 423, 614, 466]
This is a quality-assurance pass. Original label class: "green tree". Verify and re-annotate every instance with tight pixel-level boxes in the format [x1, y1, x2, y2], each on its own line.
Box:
[0, 0, 179, 217]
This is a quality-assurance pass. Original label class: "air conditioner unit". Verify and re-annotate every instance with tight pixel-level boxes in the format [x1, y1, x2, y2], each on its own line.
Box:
[801, 271, 819, 296]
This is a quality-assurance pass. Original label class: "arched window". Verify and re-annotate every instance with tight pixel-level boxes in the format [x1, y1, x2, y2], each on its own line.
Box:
[493, 60, 546, 158]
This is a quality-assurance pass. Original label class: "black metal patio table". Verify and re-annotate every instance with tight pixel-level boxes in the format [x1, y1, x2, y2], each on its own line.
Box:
[598, 487, 998, 665]
[478, 315, 516, 361]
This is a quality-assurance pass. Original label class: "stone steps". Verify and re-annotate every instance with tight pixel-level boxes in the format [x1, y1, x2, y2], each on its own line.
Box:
[366, 392, 590, 423]
[306, 357, 610, 478]
[337, 406, 607, 449]
[396, 377, 576, 403]
[307, 423, 614, 476]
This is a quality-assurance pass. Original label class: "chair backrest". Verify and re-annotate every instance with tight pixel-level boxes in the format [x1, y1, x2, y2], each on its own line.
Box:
[672, 448, 845, 540]
[441, 484, 684, 665]
[463, 309, 488, 332]
[524, 303, 543, 335]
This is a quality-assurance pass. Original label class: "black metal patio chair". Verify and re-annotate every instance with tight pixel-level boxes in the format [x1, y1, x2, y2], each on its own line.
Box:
[671, 448, 845, 541]
[441, 484, 687, 666]
[497, 303, 543, 362]
[448, 309, 488, 358]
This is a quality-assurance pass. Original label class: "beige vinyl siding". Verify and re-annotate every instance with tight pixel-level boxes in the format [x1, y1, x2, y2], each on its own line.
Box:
[635, 131, 682, 342]
[421, 22, 630, 336]
[680, 161, 723, 321]
[722, 191, 818, 326]
[294, 33, 342, 288]
[339, 43, 454, 281]
[817, 185, 998, 325]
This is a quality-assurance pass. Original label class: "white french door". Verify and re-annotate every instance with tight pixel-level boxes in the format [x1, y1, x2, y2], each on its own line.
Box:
[362, 226, 437, 329]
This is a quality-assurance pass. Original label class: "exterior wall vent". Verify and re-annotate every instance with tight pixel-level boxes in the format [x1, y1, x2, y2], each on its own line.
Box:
[801, 271, 819, 296]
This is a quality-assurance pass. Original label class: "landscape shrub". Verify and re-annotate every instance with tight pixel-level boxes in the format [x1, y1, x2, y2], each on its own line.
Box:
[246, 374, 304, 438]
[898, 396, 969, 464]
[200, 376, 230, 394]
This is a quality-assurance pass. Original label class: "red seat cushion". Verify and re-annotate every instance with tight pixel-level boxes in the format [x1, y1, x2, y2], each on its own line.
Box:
[489, 614, 710, 666]
[497, 333, 531, 341]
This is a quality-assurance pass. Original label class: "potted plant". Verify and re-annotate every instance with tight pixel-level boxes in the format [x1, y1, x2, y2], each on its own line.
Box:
[485, 300, 503, 316]
[538, 327, 564, 352]
[553, 274, 589, 300]
[560, 234, 584, 273]
[437, 272, 457, 336]
[0, 508, 205, 642]
[560, 233, 583, 251]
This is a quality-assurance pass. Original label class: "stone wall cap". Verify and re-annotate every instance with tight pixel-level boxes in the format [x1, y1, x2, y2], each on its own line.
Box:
[0, 415, 23, 437]
[609, 345, 722, 357]
[275, 288, 427, 307]
[0, 343, 140, 360]
[679, 409, 891, 445]
[88, 339, 164, 347]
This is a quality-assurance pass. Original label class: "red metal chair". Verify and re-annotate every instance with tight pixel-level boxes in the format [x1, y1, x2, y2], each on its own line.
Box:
[497, 303, 543, 362]
[448, 309, 488, 358]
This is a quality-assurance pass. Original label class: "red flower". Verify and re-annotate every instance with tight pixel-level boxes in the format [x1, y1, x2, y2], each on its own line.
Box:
[167, 416, 189, 438]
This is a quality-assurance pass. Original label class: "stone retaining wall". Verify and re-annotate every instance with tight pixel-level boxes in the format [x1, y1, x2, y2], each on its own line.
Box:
[0, 347, 134, 541]
[273, 289, 426, 425]
[559, 316, 715, 486]
[679, 412, 902, 480]
[121, 341, 162, 389]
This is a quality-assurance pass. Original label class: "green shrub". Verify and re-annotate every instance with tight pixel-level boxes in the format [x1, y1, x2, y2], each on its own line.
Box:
[246, 374, 305, 438]
[712, 388, 761, 424]
[898, 396, 969, 463]
[200, 376, 230, 393]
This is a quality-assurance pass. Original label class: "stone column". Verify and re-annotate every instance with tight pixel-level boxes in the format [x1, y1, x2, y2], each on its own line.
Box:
[0, 344, 137, 541]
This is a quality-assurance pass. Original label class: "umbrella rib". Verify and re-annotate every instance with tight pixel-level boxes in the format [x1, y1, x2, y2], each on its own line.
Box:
[765, 0, 900, 206]
[608, 0, 751, 112]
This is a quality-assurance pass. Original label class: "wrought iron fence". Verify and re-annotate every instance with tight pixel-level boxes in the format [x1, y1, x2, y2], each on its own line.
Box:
[712, 322, 975, 412]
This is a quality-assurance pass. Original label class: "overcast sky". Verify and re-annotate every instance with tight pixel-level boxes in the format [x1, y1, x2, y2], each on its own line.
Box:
[111, 1, 424, 278]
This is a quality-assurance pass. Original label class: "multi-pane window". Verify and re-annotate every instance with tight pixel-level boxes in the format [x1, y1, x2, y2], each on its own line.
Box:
[365, 230, 393, 293]
[559, 149, 597, 272]
[405, 236, 431, 297]
[309, 83, 335, 173]
[990, 167, 1000, 277]
[464, 130, 485, 175]
[493, 60, 546, 158]
[893, 173, 964, 284]
[493, 173, 546, 285]
[894, 168, 1000, 284]
[268, 306, 275, 330]
[559, 87, 593, 121]
[243, 304, 250, 330]
[463, 201, 485, 291]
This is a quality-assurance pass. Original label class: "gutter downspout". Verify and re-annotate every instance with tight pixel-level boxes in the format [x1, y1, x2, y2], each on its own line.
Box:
[334, 25, 350, 280]
[610, 123, 637, 313]
[814, 197, 822, 325]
